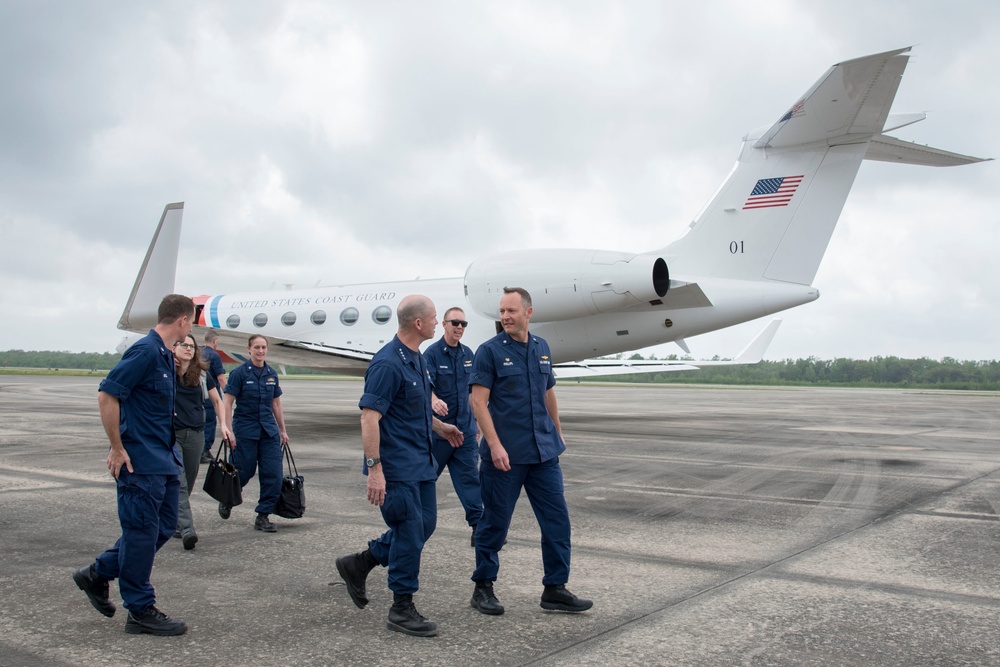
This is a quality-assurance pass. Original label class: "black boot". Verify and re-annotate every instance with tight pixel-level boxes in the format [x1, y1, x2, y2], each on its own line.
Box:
[182, 532, 198, 551]
[218, 502, 231, 520]
[335, 549, 378, 609]
[540, 584, 593, 612]
[124, 605, 188, 636]
[254, 513, 277, 533]
[72, 564, 116, 618]
[470, 580, 504, 615]
[386, 593, 438, 637]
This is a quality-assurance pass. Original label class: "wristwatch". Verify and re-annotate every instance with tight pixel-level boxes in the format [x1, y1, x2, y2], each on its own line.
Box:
[365, 457, 381, 468]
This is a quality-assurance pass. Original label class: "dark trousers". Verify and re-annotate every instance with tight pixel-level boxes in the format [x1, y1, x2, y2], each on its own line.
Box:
[472, 457, 571, 585]
[433, 433, 483, 527]
[203, 400, 217, 453]
[231, 427, 282, 514]
[368, 480, 436, 595]
[175, 427, 202, 538]
[93, 470, 180, 611]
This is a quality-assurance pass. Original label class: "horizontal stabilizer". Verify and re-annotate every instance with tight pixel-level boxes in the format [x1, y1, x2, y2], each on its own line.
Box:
[553, 319, 780, 379]
[865, 135, 992, 167]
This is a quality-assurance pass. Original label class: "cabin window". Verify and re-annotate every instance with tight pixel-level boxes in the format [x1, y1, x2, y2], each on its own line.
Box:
[281, 312, 296, 326]
[372, 306, 392, 324]
[226, 314, 240, 329]
[311, 310, 327, 325]
[253, 313, 268, 328]
[340, 307, 359, 326]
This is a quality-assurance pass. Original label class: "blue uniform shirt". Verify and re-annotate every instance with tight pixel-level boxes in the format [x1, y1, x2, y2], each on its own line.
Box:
[225, 362, 283, 437]
[201, 346, 225, 403]
[470, 331, 564, 465]
[98, 329, 181, 475]
[423, 336, 476, 435]
[358, 335, 437, 482]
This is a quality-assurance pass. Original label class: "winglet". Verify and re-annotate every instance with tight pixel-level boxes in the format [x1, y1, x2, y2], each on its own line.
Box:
[732, 319, 782, 363]
[117, 203, 184, 332]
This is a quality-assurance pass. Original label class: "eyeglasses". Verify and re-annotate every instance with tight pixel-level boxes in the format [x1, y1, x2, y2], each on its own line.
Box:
[175, 343, 196, 349]
[445, 320, 468, 328]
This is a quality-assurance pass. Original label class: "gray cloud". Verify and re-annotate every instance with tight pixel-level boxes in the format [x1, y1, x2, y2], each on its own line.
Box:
[1, 1, 997, 361]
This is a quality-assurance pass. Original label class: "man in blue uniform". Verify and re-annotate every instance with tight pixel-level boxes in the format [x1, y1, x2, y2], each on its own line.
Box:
[200, 330, 228, 464]
[222, 334, 289, 532]
[73, 294, 194, 636]
[423, 306, 483, 546]
[468, 287, 593, 616]
[335, 295, 463, 638]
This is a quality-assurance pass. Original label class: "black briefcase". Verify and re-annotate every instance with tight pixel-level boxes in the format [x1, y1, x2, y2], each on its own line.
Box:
[202, 439, 243, 507]
[274, 442, 305, 519]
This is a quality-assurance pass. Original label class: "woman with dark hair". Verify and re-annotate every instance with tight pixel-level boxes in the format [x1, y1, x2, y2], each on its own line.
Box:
[172, 334, 232, 549]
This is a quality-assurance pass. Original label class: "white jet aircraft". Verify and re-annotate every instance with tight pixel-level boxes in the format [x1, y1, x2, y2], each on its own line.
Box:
[117, 47, 986, 377]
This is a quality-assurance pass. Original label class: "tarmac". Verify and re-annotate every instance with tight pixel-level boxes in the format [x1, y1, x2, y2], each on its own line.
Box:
[2, 375, 1000, 666]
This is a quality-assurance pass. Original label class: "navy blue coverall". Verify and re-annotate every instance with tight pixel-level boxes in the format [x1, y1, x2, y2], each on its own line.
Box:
[225, 361, 283, 514]
[358, 335, 438, 595]
[423, 336, 483, 528]
[201, 345, 225, 454]
[92, 329, 181, 611]
[469, 332, 572, 586]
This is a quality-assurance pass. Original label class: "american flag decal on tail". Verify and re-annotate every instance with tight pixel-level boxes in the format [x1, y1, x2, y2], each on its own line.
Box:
[742, 175, 804, 210]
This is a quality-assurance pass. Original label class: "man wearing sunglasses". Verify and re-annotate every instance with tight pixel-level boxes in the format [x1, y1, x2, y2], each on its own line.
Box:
[423, 308, 483, 547]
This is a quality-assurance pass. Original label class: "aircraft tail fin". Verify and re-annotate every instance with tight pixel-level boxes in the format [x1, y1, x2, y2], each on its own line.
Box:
[664, 47, 985, 287]
[117, 202, 184, 332]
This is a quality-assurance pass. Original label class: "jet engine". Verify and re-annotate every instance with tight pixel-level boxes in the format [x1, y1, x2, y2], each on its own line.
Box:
[464, 249, 669, 323]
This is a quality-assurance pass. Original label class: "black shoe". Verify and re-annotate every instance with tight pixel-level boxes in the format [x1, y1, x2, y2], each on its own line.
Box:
[470, 580, 504, 615]
[218, 502, 231, 520]
[172, 529, 182, 539]
[336, 549, 378, 609]
[386, 594, 438, 637]
[124, 605, 188, 636]
[72, 564, 115, 618]
[540, 584, 593, 612]
[182, 533, 198, 551]
[254, 513, 277, 533]
[200, 451, 214, 464]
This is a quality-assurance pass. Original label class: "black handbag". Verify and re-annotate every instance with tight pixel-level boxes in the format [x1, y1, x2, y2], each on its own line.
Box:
[202, 439, 243, 507]
[274, 442, 305, 519]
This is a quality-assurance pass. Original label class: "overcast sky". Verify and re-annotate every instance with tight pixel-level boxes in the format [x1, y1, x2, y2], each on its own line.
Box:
[1, 1, 997, 362]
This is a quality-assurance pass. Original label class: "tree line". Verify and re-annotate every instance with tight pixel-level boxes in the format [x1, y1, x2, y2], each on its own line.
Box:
[3, 349, 999, 390]
[589, 354, 1000, 390]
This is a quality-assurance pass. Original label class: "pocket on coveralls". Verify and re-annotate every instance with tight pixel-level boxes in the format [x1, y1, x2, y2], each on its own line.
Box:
[380, 484, 418, 523]
[117, 477, 154, 531]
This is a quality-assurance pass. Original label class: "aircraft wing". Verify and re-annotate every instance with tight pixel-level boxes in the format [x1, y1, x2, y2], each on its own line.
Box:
[200, 327, 374, 375]
[553, 319, 781, 379]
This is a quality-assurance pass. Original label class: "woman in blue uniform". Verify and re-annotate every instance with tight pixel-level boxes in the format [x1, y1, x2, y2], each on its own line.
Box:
[221, 335, 289, 532]
[172, 334, 231, 549]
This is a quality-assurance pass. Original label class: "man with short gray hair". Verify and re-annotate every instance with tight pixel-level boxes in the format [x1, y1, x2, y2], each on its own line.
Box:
[336, 295, 464, 637]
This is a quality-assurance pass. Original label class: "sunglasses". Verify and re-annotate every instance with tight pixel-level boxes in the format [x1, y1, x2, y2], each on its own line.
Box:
[444, 319, 468, 328]
[175, 343, 196, 349]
